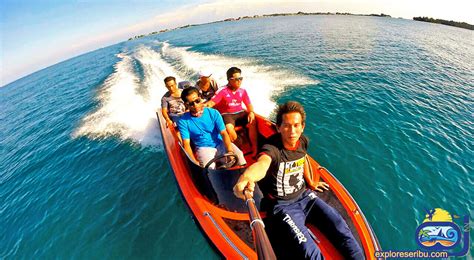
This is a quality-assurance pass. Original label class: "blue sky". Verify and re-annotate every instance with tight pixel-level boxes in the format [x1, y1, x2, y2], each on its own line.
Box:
[1, 0, 473, 86]
[1, 0, 207, 86]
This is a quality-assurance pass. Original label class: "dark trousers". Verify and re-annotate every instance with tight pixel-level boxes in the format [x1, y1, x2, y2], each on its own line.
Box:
[264, 190, 364, 260]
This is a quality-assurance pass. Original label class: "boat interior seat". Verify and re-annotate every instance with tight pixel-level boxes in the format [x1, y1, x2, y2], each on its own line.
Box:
[233, 125, 252, 156]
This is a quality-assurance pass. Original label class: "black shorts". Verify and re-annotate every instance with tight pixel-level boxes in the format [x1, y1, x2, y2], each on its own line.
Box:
[222, 111, 248, 126]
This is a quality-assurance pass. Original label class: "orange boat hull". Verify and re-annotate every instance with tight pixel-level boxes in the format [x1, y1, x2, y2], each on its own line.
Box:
[156, 111, 380, 259]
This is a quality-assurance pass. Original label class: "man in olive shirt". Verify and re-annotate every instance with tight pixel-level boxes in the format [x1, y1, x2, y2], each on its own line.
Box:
[161, 76, 185, 128]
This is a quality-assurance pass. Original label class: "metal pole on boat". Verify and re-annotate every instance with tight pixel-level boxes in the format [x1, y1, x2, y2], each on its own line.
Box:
[244, 189, 276, 260]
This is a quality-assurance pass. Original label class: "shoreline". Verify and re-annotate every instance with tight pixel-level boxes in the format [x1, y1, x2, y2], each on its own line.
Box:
[413, 16, 473, 30]
[129, 11, 473, 41]
[128, 12, 392, 41]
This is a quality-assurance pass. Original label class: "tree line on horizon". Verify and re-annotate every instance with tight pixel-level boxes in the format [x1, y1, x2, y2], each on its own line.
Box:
[127, 12, 392, 41]
[413, 17, 473, 30]
[128, 13, 473, 41]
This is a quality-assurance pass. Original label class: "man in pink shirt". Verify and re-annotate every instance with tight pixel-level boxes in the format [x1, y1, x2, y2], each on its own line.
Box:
[206, 67, 258, 157]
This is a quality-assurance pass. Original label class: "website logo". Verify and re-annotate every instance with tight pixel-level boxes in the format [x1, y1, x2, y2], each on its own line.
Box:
[415, 208, 470, 257]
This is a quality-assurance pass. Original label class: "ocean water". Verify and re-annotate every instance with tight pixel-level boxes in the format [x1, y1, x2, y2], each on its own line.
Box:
[1, 15, 473, 258]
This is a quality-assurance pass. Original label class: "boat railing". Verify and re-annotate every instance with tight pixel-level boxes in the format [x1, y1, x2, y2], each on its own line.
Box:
[318, 166, 381, 252]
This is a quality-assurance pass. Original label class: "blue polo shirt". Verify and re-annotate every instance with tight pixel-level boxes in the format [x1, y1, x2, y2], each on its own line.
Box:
[177, 107, 226, 148]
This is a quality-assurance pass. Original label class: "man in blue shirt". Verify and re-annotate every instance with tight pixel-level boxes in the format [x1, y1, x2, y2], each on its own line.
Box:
[178, 87, 246, 169]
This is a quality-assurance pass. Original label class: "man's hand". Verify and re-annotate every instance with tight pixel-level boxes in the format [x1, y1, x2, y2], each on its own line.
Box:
[233, 175, 255, 200]
[247, 111, 255, 124]
[233, 154, 271, 200]
[205, 100, 215, 108]
[314, 182, 330, 192]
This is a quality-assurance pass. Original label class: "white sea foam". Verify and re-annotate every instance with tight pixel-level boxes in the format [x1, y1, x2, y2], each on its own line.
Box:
[160, 42, 318, 116]
[74, 42, 317, 147]
[73, 51, 163, 148]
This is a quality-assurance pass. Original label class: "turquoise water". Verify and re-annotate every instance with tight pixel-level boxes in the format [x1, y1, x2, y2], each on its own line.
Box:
[1, 15, 473, 258]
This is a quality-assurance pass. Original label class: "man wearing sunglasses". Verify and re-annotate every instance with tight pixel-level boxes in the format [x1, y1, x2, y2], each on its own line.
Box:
[205, 67, 258, 158]
[177, 87, 246, 169]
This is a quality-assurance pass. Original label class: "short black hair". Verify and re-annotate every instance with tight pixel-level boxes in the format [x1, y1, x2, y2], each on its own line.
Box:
[164, 76, 176, 84]
[226, 67, 241, 80]
[178, 81, 192, 89]
[181, 86, 200, 102]
[276, 101, 306, 126]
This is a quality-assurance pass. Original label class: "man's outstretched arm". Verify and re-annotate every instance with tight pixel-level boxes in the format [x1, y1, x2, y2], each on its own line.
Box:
[233, 154, 271, 200]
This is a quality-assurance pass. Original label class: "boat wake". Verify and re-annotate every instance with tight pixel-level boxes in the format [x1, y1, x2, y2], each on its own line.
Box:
[72, 50, 163, 148]
[73, 42, 317, 148]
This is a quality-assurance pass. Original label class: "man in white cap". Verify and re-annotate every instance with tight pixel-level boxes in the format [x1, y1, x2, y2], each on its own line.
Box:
[195, 69, 219, 102]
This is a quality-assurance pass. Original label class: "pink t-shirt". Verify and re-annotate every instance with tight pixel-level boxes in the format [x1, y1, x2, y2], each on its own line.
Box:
[211, 85, 251, 114]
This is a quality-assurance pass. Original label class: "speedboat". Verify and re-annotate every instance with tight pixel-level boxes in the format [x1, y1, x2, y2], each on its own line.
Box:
[156, 111, 381, 259]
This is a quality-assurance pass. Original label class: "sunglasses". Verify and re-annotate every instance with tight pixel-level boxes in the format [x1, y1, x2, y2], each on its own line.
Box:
[186, 98, 202, 107]
[229, 77, 243, 81]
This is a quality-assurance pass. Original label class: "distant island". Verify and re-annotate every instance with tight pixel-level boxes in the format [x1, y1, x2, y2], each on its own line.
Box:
[128, 12, 391, 40]
[413, 17, 473, 30]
